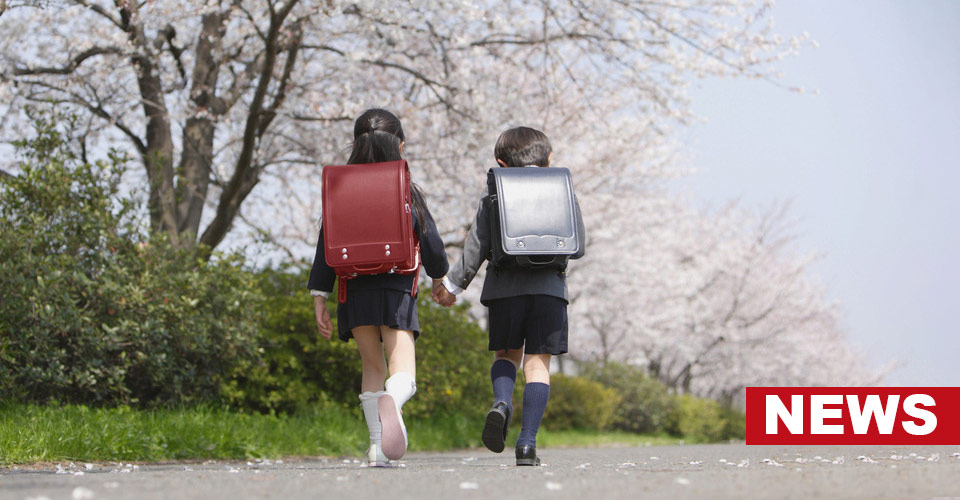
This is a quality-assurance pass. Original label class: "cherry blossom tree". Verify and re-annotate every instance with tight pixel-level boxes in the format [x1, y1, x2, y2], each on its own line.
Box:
[0, 0, 801, 251]
[568, 199, 885, 402]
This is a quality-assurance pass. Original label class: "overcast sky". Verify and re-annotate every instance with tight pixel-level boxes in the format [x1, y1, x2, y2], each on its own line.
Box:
[677, 0, 960, 386]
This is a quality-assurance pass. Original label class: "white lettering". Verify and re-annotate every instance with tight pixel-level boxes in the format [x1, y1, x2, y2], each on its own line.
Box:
[847, 394, 899, 434]
[811, 394, 844, 434]
[766, 394, 803, 434]
[902, 394, 937, 435]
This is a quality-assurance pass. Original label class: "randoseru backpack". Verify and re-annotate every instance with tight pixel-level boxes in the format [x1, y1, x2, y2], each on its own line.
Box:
[486, 166, 580, 270]
[322, 160, 420, 303]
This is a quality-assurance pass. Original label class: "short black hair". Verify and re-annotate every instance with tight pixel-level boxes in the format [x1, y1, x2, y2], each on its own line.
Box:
[494, 127, 552, 168]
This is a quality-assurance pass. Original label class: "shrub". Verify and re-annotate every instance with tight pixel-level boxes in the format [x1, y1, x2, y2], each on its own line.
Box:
[220, 267, 361, 413]
[578, 361, 679, 434]
[223, 270, 492, 417]
[674, 394, 730, 442]
[0, 112, 262, 406]
[539, 374, 620, 431]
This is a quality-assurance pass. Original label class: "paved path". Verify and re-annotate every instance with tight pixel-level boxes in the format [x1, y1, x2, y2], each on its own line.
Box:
[3, 444, 960, 499]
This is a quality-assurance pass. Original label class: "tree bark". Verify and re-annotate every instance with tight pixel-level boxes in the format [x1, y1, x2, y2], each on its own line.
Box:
[176, 11, 226, 243]
[121, 3, 179, 246]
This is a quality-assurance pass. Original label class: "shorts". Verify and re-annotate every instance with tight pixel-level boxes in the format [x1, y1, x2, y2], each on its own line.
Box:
[486, 294, 568, 355]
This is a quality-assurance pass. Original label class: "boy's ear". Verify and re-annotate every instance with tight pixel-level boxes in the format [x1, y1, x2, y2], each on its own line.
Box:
[496, 158, 508, 168]
[546, 151, 553, 167]
[400, 141, 405, 154]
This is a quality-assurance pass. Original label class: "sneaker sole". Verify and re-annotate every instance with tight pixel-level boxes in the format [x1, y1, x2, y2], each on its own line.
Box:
[516, 457, 541, 466]
[378, 394, 406, 460]
[481, 409, 507, 453]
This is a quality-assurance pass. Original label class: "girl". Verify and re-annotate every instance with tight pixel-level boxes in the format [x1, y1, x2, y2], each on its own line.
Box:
[308, 109, 449, 466]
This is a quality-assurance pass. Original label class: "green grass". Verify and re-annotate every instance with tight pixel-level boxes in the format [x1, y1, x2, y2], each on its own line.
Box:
[0, 403, 682, 465]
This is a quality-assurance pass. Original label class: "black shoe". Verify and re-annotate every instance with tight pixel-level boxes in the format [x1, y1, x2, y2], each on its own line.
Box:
[515, 445, 541, 466]
[481, 401, 511, 453]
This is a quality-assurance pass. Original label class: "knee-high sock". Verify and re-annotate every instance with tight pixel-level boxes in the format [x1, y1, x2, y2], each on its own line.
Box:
[384, 372, 417, 408]
[517, 382, 550, 448]
[359, 391, 384, 444]
[491, 359, 517, 411]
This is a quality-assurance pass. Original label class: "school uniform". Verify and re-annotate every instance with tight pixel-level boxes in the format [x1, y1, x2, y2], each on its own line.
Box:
[308, 199, 449, 342]
[443, 166, 586, 355]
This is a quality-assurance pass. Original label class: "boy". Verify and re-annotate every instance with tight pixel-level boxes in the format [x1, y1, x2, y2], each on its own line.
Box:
[433, 126, 586, 466]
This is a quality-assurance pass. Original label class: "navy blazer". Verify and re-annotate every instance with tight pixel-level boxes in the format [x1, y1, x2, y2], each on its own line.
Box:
[307, 200, 449, 295]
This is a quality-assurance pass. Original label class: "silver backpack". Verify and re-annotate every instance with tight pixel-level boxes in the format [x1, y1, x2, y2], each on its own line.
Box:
[487, 167, 581, 269]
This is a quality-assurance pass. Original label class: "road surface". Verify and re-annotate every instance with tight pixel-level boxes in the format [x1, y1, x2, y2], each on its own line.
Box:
[2, 444, 960, 499]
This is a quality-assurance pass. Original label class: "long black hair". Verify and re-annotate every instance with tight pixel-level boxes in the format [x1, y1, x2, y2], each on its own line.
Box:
[348, 109, 430, 238]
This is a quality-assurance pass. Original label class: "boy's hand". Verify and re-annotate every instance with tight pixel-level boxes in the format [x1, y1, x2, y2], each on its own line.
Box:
[314, 295, 333, 339]
[431, 279, 457, 307]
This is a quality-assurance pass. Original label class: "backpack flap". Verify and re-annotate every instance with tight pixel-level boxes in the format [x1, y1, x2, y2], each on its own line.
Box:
[322, 160, 417, 275]
[492, 167, 580, 260]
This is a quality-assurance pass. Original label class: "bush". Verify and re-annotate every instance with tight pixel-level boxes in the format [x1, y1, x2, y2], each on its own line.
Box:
[578, 361, 678, 434]
[674, 394, 730, 442]
[223, 268, 493, 417]
[220, 267, 361, 413]
[0, 112, 262, 406]
[539, 374, 620, 431]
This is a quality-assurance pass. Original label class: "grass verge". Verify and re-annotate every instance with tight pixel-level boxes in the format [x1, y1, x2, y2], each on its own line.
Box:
[0, 403, 683, 465]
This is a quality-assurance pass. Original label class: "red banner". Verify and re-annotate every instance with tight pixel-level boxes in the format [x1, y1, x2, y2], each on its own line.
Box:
[746, 387, 960, 445]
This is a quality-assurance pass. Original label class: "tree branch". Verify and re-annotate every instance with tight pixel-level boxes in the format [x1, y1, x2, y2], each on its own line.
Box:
[13, 46, 123, 76]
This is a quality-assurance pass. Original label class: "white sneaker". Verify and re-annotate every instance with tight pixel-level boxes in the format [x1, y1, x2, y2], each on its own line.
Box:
[366, 443, 392, 467]
[378, 393, 407, 460]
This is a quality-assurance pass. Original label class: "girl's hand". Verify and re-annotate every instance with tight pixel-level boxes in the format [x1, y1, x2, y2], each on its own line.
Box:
[314, 296, 333, 339]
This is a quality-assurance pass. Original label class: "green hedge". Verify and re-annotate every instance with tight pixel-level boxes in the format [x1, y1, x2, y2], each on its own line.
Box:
[222, 267, 493, 417]
[541, 373, 621, 431]
[0, 113, 261, 406]
[579, 361, 679, 434]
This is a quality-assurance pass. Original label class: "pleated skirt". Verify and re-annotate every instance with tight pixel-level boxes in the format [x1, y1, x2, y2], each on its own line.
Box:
[336, 288, 420, 342]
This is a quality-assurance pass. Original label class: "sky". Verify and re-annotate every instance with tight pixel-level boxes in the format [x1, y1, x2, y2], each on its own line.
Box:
[677, 0, 960, 386]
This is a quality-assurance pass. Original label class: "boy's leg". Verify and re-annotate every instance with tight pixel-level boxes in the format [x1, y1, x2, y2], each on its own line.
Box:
[483, 349, 523, 452]
[492, 350, 522, 410]
[517, 353, 551, 465]
[379, 326, 417, 460]
[352, 326, 390, 465]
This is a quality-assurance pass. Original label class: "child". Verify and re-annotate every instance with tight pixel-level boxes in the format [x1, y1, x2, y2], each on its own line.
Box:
[309, 109, 449, 466]
[433, 126, 585, 466]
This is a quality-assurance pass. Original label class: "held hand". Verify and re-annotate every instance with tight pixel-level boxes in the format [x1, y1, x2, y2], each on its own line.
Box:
[431, 279, 446, 304]
[314, 296, 333, 339]
[437, 285, 457, 307]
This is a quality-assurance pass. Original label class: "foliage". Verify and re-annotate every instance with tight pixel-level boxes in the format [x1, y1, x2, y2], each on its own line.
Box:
[539, 373, 620, 432]
[223, 273, 492, 418]
[0, 112, 261, 406]
[674, 394, 745, 443]
[0, 402, 687, 465]
[403, 290, 491, 419]
[578, 361, 679, 434]
[220, 267, 361, 414]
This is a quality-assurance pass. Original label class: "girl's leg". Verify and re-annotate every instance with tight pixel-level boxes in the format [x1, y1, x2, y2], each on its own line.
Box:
[517, 353, 552, 450]
[378, 326, 417, 460]
[352, 326, 389, 465]
[353, 326, 388, 392]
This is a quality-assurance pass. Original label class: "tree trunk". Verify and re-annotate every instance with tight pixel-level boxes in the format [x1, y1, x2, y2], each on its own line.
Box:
[122, 3, 179, 246]
[176, 12, 225, 243]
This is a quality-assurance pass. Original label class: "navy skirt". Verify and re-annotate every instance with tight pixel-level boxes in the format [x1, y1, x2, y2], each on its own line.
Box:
[336, 288, 420, 342]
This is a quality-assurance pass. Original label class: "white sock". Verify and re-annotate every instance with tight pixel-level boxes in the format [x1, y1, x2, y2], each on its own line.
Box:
[359, 391, 383, 443]
[384, 372, 417, 408]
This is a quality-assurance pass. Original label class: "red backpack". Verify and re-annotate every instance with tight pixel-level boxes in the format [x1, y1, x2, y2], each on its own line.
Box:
[321, 160, 420, 303]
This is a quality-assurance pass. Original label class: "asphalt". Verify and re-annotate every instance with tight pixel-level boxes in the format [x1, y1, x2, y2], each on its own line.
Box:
[2, 443, 960, 500]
